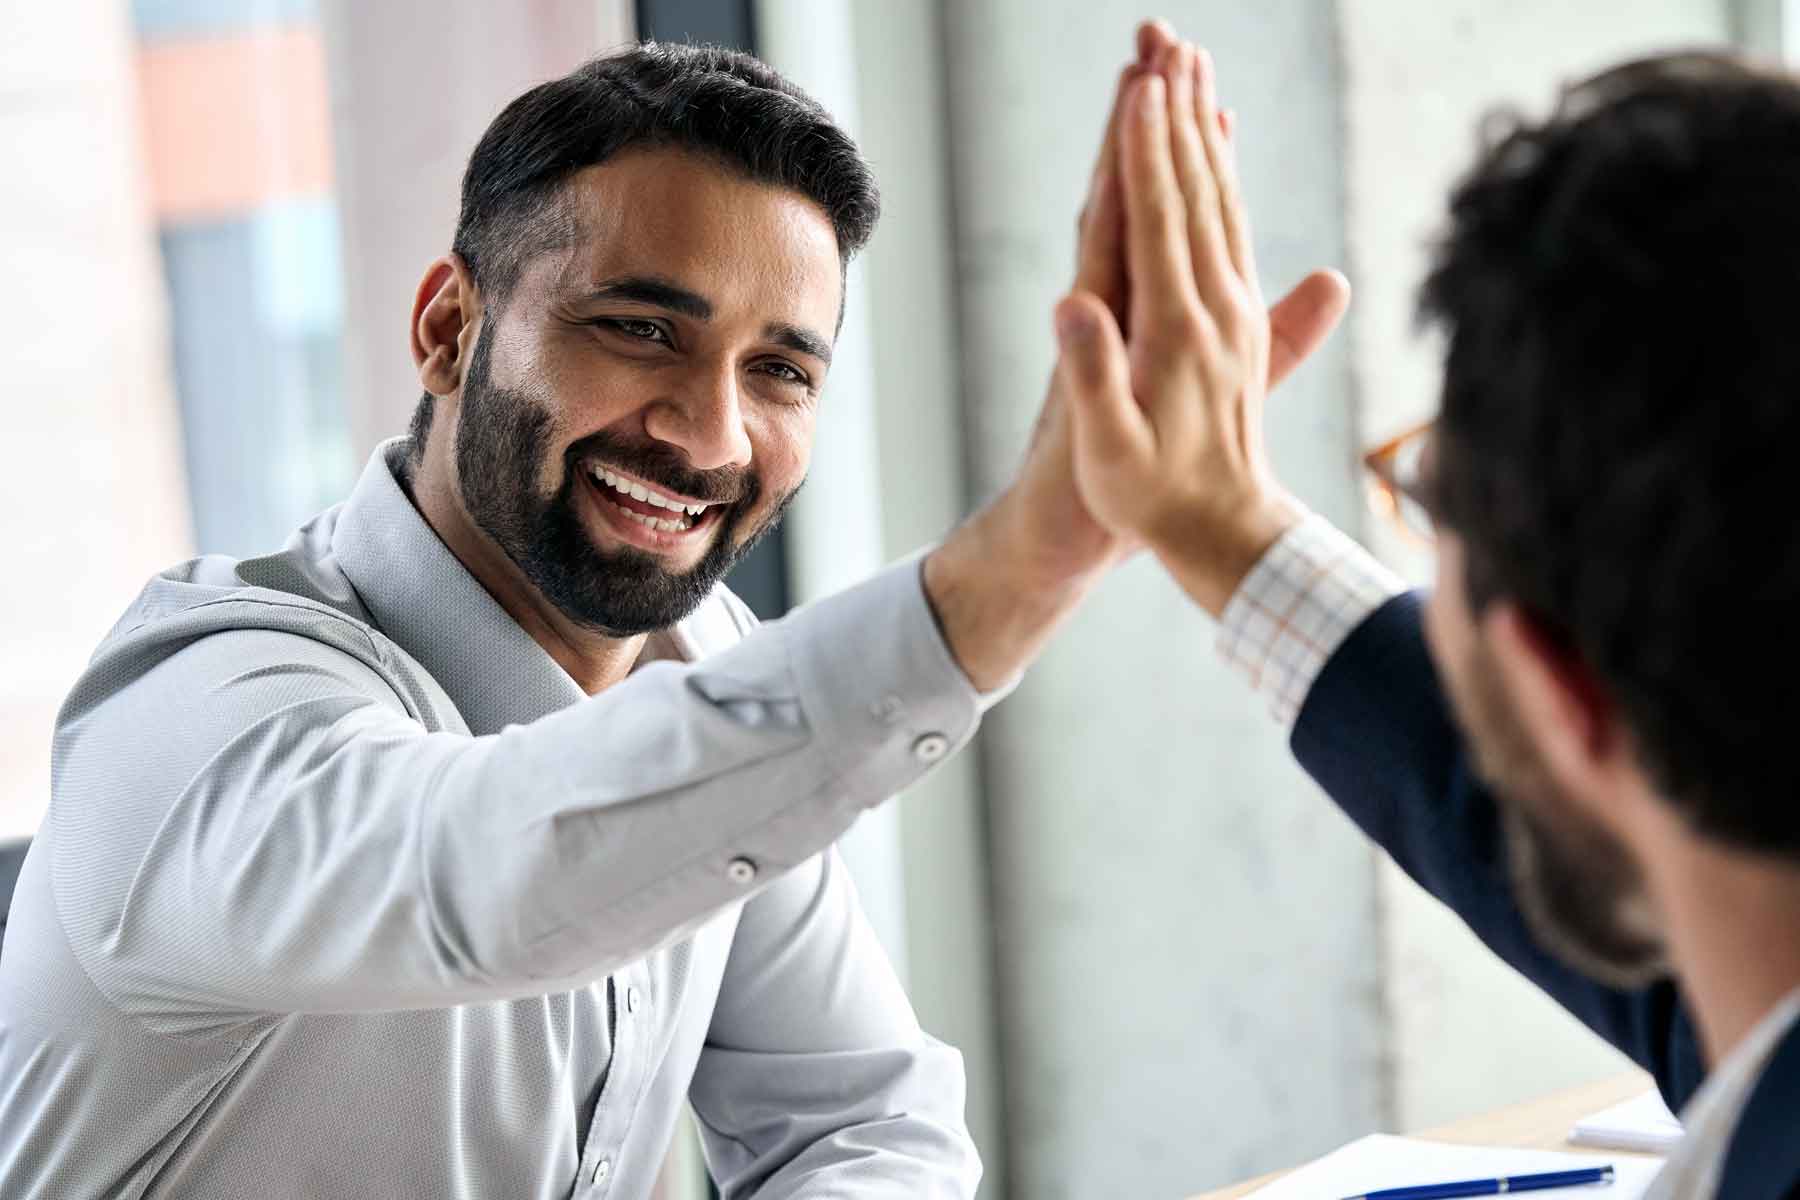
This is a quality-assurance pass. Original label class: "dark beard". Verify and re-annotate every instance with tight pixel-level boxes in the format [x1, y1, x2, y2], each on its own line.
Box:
[452, 328, 794, 635]
[1499, 787, 1669, 990]
[1453, 641, 1672, 990]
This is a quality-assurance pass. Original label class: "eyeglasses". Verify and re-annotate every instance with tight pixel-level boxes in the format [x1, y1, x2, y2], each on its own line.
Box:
[1362, 420, 1435, 545]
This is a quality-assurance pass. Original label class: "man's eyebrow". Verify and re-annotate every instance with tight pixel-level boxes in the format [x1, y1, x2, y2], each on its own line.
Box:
[576, 276, 713, 320]
[577, 276, 830, 365]
[767, 321, 833, 367]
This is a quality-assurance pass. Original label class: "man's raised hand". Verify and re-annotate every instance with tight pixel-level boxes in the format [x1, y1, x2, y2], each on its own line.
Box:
[1055, 42, 1349, 616]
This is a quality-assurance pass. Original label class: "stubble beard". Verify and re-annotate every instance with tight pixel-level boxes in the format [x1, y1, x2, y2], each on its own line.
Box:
[1451, 640, 1672, 990]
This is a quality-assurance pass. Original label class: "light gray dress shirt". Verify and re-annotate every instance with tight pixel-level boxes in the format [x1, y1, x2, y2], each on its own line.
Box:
[0, 440, 983, 1199]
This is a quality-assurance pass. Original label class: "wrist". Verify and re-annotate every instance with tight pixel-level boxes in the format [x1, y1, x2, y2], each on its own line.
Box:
[923, 502, 1097, 694]
[1150, 491, 1303, 619]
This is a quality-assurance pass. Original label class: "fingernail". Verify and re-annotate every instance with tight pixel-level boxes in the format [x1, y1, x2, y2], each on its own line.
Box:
[1057, 304, 1097, 344]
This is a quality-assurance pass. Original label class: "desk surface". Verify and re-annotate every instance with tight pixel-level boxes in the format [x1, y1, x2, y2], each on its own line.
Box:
[1189, 1070, 1657, 1199]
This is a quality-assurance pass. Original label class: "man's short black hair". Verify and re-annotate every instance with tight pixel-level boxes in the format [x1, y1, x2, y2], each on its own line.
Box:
[1419, 52, 1800, 856]
[409, 41, 880, 452]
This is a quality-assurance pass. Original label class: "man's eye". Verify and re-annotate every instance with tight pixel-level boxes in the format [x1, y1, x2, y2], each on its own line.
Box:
[756, 361, 809, 387]
[605, 319, 669, 344]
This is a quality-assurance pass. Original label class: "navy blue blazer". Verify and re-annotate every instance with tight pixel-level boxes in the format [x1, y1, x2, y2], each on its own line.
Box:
[1292, 592, 1800, 1199]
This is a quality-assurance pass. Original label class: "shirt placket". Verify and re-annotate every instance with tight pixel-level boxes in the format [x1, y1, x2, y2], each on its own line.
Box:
[578, 963, 654, 1196]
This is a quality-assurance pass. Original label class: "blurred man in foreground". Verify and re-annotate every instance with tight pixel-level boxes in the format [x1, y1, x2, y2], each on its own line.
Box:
[0, 31, 1343, 1199]
[1055, 36, 1800, 1200]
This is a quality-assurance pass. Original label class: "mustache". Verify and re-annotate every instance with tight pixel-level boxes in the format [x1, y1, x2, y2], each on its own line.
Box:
[565, 430, 758, 507]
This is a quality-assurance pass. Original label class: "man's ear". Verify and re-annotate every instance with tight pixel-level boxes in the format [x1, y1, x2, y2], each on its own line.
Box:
[1482, 600, 1622, 797]
[411, 254, 480, 396]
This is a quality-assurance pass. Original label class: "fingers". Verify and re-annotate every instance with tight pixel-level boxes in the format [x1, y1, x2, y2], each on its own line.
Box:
[1055, 291, 1150, 475]
[1083, 65, 1142, 207]
[1160, 43, 1238, 325]
[1074, 20, 1179, 322]
[1121, 73, 1201, 338]
[1075, 62, 1145, 318]
[1194, 49, 1258, 300]
[1136, 18, 1177, 64]
[1266, 269, 1351, 390]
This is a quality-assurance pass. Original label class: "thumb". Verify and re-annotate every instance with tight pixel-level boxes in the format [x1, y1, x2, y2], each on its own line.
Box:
[1266, 268, 1351, 391]
[1055, 290, 1148, 472]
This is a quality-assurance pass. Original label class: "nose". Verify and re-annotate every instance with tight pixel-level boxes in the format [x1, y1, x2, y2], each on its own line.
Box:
[642, 360, 753, 471]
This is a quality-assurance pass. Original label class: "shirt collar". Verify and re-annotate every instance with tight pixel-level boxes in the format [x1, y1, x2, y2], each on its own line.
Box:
[1654, 986, 1800, 1200]
[1682, 987, 1800, 1129]
[329, 438, 730, 735]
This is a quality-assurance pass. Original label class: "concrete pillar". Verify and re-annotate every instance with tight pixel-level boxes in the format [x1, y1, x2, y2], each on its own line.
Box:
[941, 4, 1384, 1195]
[0, 0, 193, 837]
[846, 0, 1009, 1188]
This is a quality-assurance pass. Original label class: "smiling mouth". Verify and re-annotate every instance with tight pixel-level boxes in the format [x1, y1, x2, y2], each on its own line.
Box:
[582, 462, 726, 538]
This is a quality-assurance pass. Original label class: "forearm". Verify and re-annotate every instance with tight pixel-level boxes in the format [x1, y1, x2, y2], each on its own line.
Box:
[434, 562, 982, 991]
[57, 561, 983, 1025]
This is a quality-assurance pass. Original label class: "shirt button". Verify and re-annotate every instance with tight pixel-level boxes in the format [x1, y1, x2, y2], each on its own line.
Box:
[592, 1157, 610, 1184]
[726, 857, 757, 885]
[626, 986, 643, 1015]
[912, 732, 950, 762]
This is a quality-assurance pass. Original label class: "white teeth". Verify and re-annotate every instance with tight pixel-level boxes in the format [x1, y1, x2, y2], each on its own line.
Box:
[609, 503, 692, 534]
[589, 464, 708, 518]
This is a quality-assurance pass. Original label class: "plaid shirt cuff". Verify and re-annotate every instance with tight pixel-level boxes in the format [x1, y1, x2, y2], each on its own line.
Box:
[1216, 513, 1406, 728]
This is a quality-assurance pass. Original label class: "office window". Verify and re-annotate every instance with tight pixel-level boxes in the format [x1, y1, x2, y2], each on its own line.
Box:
[134, 0, 353, 556]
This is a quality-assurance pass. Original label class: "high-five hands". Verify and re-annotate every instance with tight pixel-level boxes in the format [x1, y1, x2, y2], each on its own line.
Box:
[1056, 32, 1351, 617]
[920, 24, 1347, 692]
[1003, 24, 1350, 592]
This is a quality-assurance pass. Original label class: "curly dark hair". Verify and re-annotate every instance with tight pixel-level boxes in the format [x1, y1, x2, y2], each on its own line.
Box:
[1419, 51, 1800, 856]
[410, 41, 879, 451]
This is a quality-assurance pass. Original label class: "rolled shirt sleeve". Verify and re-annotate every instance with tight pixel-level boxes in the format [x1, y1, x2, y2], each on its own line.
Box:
[50, 559, 984, 1029]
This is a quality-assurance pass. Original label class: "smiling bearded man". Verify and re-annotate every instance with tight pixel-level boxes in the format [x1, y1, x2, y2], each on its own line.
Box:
[0, 41, 1184, 1200]
[450, 301, 780, 639]
[0, 27, 1360, 1195]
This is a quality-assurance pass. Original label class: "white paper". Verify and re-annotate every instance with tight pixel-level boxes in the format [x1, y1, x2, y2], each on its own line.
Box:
[1568, 1090, 1684, 1155]
[1242, 1134, 1665, 1199]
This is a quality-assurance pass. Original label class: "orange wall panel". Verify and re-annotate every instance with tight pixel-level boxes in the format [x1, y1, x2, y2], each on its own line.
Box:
[137, 26, 335, 223]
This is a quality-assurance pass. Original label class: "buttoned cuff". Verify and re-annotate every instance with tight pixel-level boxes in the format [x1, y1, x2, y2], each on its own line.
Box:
[1217, 512, 1405, 728]
[785, 557, 986, 802]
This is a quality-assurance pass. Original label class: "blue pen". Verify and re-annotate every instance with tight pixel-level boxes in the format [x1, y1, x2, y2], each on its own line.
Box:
[1342, 1164, 1616, 1200]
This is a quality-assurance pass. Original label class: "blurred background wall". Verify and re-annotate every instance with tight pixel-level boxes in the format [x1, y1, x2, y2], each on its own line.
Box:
[3, 1, 193, 841]
[3, 2, 1792, 1197]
